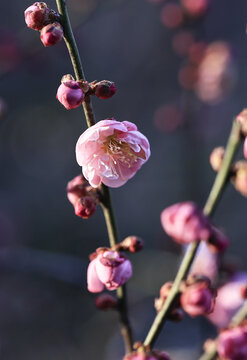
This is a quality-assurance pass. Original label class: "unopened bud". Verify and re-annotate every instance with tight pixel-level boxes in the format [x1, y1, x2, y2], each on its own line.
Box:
[218, 325, 247, 360]
[120, 236, 144, 253]
[92, 80, 117, 99]
[95, 293, 117, 310]
[180, 277, 216, 317]
[24, 2, 49, 31]
[209, 147, 225, 172]
[57, 80, 85, 109]
[74, 196, 97, 219]
[66, 174, 88, 206]
[40, 22, 63, 47]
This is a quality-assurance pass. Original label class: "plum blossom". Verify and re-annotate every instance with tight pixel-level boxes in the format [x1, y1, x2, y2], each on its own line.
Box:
[76, 119, 150, 188]
[87, 249, 132, 293]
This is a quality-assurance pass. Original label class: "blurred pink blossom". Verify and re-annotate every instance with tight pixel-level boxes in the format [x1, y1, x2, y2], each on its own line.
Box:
[217, 325, 247, 360]
[195, 42, 236, 104]
[76, 119, 150, 188]
[180, 0, 210, 18]
[160, 202, 211, 244]
[207, 272, 247, 328]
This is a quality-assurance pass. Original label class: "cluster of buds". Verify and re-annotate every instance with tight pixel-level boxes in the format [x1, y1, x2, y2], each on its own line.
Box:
[87, 247, 132, 293]
[24, 2, 63, 47]
[123, 343, 171, 360]
[56, 77, 117, 110]
[160, 202, 229, 253]
[154, 282, 183, 321]
[66, 174, 99, 219]
[180, 275, 216, 317]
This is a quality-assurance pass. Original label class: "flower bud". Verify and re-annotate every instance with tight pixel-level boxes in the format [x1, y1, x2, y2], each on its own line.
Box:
[94, 80, 116, 99]
[74, 196, 97, 219]
[160, 202, 211, 244]
[217, 325, 247, 360]
[232, 161, 247, 197]
[87, 249, 132, 293]
[24, 2, 49, 31]
[40, 22, 63, 47]
[209, 147, 225, 172]
[95, 293, 117, 310]
[57, 79, 85, 109]
[120, 236, 144, 253]
[180, 277, 215, 317]
[66, 174, 88, 206]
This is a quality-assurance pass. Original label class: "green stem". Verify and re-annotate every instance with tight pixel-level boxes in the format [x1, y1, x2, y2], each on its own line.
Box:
[55, 0, 133, 353]
[199, 299, 247, 360]
[143, 120, 242, 348]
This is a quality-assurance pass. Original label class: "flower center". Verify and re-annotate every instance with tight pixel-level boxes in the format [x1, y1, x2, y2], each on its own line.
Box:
[103, 135, 146, 168]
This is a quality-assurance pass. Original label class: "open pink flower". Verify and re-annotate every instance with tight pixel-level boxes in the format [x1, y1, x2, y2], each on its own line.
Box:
[87, 249, 132, 293]
[76, 119, 150, 188]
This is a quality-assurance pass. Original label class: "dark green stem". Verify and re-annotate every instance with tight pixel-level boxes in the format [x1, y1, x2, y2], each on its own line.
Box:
[143, 120, 242, 348]
[199, 300, 247, 360]
[55, 0, 133, 353]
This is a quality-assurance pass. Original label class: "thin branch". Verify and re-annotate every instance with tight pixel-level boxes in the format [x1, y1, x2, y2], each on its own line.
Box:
[55, 0, 133, 353]
[143, 120, 242, 348]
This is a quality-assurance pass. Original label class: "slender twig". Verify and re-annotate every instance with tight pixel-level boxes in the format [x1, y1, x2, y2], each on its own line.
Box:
[199, 299, 247, 360]
[55, 0, 133, 353]
[143, 120, 242, 348]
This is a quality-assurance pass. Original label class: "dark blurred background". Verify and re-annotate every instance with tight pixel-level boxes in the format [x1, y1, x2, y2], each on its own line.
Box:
[1, 0, 247, 359]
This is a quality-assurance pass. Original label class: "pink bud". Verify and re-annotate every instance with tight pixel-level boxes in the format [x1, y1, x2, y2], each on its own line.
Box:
[74, 197, 97, 219]
[57, 80, 85, 110]
[121, 236, 144, 253]
[180, 279, 215, 317]
[95, 293, 117, 310]
[94, 80, 117, 99]
[236, 109, 247, 136]
[24, 2, 49, 31]
[66, 174, 88, 206]
[217, 326, 247, 360]
[87, 250, 132, 293]
[210, 147, 225, 172]
[160, 202, 211, 244]
[40, 22, 63, 47]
